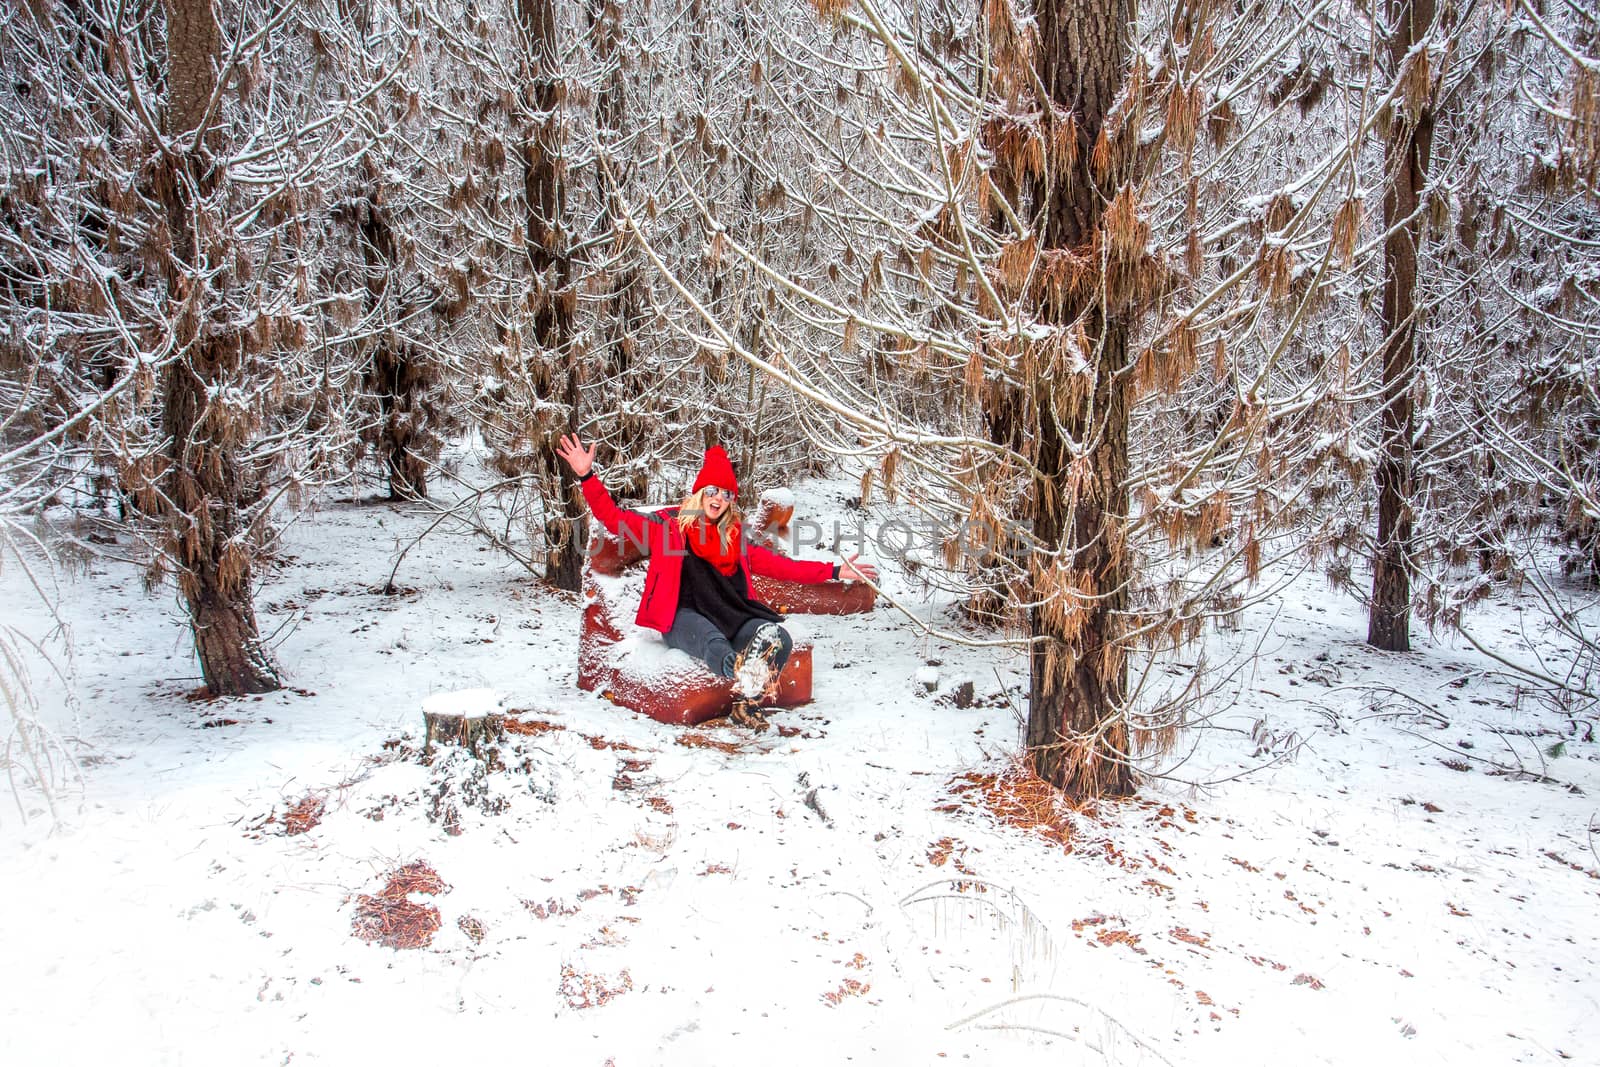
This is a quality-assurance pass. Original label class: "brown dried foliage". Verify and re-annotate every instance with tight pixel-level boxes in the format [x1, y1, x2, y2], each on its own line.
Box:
[1398, 47, 1432, 124]
[525, 897, 583, 920]
[1166, 81, 1202, 158]
[821, 977, 871, 1006]
[1256, 241, 1295, 302]
[505, 716, 565, 736]
[985, 0, 1035, 98]
[676, 731, 742, 754]
[1096, 927, 1142, 949]
[964, 343, 986, 401]
[560, 964, 633, 1009]
[1031, 245, 1098, 315]
[1207, 96, 1236, 148]
[1034, 564, 1095, 646]
[282, 793, 325, 836]
[351, 861, 448, 950]
[947, 759, 1078, 849]
[808, 0, 850, 25]
[1103, 186, 1148, 266]
[1263, 192, 1295, 234]
[1331, 196, 1364, 266]
[457, 914, 487, 943]
[1135, 319, 1200, 398]
[983, 112, 1046, 182]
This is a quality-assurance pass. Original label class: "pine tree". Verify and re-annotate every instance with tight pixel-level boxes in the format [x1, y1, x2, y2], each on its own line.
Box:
[518, 0, 587, 590]
[155, 0, 279, 693]
[1368, 0, 1438, 652]
[1015, 0, 1140, 794]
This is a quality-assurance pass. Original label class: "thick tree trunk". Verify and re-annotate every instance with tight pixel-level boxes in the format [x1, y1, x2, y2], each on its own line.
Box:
[158, 0, 278, 694]
[1020, 0, 1136, 797]
[1369, 0, 1436, 652]
[1025, 311, 1135, 797]
[520, 0, 586, 591]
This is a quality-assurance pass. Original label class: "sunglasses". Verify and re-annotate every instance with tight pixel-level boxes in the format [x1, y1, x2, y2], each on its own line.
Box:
[702, 486, 735, 501]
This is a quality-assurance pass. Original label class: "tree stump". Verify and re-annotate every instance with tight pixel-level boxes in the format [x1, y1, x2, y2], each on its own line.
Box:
[421, 689, 506, 759]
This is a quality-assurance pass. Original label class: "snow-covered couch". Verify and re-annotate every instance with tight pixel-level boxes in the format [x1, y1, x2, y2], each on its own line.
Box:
[577, 500, 874, 726]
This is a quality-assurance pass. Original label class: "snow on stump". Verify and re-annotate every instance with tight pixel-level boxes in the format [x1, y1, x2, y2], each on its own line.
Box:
[417, 690, 539, 834]
[422, 688, 506, 759]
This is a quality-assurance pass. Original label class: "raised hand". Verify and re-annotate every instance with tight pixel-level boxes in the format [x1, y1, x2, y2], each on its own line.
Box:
[555, 433, 597, 478]
[839, 553, 878, 583]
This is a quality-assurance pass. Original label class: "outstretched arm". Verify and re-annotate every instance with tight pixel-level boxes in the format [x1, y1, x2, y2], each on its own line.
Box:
[746, 544, 878, 584]
[557, 433, 656, 547]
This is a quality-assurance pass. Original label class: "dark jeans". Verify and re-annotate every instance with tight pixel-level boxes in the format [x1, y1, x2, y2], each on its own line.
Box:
[664, 610, 792, 679]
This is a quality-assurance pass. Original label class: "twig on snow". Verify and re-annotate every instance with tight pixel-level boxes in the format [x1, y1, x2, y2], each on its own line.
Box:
[945, 993, 1177, 1067]
[813, 889, 875, 918]
[1399, 727, 1568, 787]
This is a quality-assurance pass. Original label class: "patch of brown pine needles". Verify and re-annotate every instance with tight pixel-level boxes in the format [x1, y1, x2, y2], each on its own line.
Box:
[283, 794, 326, 836]
[351, 860, 447, 950]
[504, 716, 565, 737]
[676, 731, 743, 754]
[560, 963, 633, 1009]
[946, 758, 1079, 850]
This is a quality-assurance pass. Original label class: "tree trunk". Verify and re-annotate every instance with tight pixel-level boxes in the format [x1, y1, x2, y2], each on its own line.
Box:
[1025, 312, 1136, 797]
[1369, 0, 1436, 652]
[1019, 0, 1136, 797]
[345, 0, 432, 502]
[158, 0, 278, 694]
[586, 0, 651, 502]
[356, 167, 429, 501]
[520, 0, 586, 591]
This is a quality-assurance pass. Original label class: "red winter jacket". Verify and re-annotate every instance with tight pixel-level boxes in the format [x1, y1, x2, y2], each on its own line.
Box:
[580, 475, 834, 633]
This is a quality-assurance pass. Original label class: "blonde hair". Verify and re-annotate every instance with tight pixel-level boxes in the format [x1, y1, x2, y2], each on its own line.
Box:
[677, 487, 743, 550]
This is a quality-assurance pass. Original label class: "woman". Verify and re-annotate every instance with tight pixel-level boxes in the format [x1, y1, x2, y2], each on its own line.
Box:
[556, 433, 877, 728]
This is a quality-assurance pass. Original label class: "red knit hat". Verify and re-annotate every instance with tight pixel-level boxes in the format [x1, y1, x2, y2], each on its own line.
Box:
[691, 446, 739, 497]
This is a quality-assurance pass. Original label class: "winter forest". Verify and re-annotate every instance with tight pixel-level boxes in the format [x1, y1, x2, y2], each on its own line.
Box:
[1, 0, 1597, 1060]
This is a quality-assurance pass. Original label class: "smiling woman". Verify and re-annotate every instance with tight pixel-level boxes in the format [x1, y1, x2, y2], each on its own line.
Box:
[556, 433, 877, 729]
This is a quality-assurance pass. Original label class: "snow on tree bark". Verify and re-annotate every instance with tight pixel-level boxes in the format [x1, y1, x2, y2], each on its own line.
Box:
[156, 0, 279, 694]
[519, 0, 587, 592]
[1368, 0, 1438, 653]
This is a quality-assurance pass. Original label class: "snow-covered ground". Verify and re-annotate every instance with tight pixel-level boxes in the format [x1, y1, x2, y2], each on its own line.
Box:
[2, 472, 1597, 1066]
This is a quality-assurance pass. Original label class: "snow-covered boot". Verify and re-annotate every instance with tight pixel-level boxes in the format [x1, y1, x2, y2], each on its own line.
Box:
[733, 623, 784, 701]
